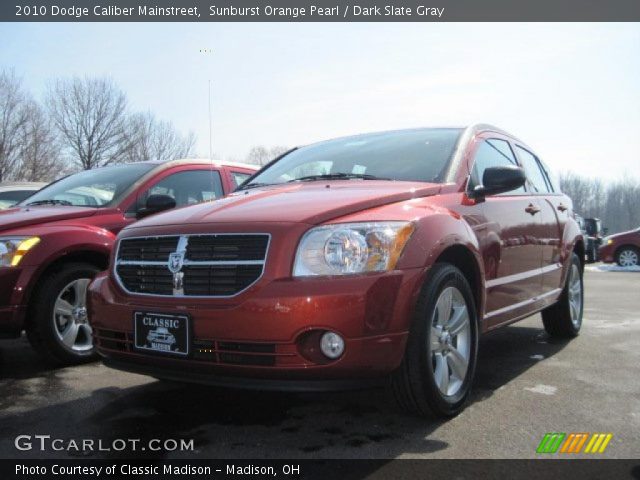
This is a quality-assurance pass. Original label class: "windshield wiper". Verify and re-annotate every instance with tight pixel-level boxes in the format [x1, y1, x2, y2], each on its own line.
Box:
[236, 182, 278, 192]
[26, 199, 73, 206]
[290, 173, 391, 182]
[237, 173, 391, 191]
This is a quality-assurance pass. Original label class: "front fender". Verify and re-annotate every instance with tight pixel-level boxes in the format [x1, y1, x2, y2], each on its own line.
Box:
[561, 216, 585, 283]
[330, 199, 486, 320]
[6, 224, 115, 306]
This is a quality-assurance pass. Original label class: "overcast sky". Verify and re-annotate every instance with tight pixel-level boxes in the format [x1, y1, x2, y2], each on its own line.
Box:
[1, 22, 638, 180]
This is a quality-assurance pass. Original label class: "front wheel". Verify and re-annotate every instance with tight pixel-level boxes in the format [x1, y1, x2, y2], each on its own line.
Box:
[27, 263, 100, 365]
[542, 253, 583, 338]
[391, 263, 478, 418]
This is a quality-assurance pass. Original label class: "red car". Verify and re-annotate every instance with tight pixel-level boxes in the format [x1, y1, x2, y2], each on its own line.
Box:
[89, 125, 584, 417]
[598, 227, 640, 266]
[0, 159, 256, 364]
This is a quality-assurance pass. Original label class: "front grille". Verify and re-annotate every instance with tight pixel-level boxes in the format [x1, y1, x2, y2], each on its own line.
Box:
[193, 340, 277, 366]
[95, 329, 132, 352]
[182, 265, 263, 296]
[117, 265, 173, 295]
[118, 236, 179, 261]
[115, 234, 269, 297]
[98, 334, 289, 368]
[186, 235, 269, 261]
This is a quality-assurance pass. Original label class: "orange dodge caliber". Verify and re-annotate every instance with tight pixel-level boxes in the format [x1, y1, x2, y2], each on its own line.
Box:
[89, 125, 584, 417]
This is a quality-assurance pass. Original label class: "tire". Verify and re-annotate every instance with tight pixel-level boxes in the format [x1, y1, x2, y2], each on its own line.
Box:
[391, 263, 479, 418]
[615, 246, 639, 267]
[27, 262, 100, 365]
[542, 253, 583, 338]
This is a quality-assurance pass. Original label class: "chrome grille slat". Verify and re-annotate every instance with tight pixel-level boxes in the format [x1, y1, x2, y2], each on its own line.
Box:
[115, 234, 269, 297]
[118, 236, 180, 261]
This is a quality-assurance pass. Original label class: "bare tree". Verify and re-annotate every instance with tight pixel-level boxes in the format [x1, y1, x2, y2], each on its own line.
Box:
[0, 69, 30, 181]
[561, 172, 640, 234]
[245, 145, 289, 166]
[123, 111, 196, 162]
[47, 76, 129, 170]
[15, 101, 65, 182]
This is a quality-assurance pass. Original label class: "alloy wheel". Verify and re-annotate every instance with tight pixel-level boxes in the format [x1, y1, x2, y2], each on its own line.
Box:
[53, 278, 93, 352]
[429, 286, 471, 396]
[567, 263, 583, 328]
[618, 249, 639, 267]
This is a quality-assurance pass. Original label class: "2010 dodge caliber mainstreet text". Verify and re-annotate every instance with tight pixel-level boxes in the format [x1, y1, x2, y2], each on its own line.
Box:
[90, 125, 584, 417]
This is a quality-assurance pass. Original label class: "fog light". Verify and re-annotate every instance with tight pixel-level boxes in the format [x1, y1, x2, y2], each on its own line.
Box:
[320, 331, 345, 359]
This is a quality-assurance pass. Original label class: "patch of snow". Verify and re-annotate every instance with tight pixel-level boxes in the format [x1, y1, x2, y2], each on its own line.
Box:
[585, 264, 640, 273]
[524, 384, 557, 395]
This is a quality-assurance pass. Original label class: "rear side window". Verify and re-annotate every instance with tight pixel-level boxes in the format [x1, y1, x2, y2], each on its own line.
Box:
[230, 171, 252, 188]
[538, 158, 558, 192]
[469, 139, 525, 194]
[516, 146, 551, 193]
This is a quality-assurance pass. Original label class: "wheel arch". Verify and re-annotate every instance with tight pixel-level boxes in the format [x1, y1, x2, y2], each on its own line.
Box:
[573, 238, 585, 271]
[432, 244, 485, 326]
[614, 243, 640, 258]
[24, 248, 110, 332]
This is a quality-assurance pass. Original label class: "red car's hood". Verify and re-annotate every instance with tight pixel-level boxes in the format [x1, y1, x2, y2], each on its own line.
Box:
[130, 181, 442, 228]
[0, 206, 98, 232]
[608, 229, 640, 240]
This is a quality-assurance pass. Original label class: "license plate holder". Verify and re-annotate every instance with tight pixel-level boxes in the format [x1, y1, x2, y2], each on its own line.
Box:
[133, 312, 190, 357]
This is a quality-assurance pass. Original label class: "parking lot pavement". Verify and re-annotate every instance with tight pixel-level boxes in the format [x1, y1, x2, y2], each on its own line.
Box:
[0, 269, 638, 460]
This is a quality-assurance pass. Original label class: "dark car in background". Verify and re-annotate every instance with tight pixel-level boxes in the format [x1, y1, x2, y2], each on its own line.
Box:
[583, 217, 605, 263]
[575, 216, 606, 263]
[599, 227, 640, 267]
[0, 159, 256, 365]
[0, 182, 47, 209]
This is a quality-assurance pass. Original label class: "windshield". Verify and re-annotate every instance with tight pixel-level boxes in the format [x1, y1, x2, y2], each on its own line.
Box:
[241, 128, 462, 189]
[22, 163, 156, 208]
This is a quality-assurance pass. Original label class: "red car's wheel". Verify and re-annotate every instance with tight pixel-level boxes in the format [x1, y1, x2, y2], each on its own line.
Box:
[391, 263, 478, 418]
[542, 253, 583, 338]
[27, 263, 100, 365]
[616, 247, 639, 267]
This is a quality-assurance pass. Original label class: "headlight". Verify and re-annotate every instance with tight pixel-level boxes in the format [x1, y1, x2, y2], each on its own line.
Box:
[0, 237, 40, 267]
[293, 222, 415, 277]
[606, 238, 613, 245]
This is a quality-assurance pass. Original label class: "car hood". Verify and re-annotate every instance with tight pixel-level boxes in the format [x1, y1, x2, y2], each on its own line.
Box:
[129, 181, 442, 228]
[0, 205, 98, 232]
[607, 229, 640, 241]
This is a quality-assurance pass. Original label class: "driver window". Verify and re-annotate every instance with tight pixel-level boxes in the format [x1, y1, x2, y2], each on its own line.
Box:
[468, 139, 525, 194]
[136, 170, 223, 211]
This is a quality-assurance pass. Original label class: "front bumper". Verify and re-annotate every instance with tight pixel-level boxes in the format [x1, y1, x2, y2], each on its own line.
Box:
[103, 357, 385, 392]
[598, 244, 615, 263]
[0, 267, 29, 336]
[89, 267, 426, 385]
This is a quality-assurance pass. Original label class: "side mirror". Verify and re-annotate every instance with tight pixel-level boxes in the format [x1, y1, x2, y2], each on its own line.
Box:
[137, 194, 176, 218]
[470, 166, 527, 199]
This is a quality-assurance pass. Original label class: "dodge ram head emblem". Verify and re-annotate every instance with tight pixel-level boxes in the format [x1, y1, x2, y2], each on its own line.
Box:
[168, 252, 184, 274]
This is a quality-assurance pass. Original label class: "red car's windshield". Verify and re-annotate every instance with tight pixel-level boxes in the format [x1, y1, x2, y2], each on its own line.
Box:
[242, 128, 462, 189]
[22, 163, 155, 208]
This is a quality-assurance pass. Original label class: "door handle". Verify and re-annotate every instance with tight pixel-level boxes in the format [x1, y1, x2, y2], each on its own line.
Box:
[557, 203, 568, 212]
[525, 203, 541, 215]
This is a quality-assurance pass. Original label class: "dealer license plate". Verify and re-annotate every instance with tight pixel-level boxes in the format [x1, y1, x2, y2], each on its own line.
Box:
[133, 312, 190, 357]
